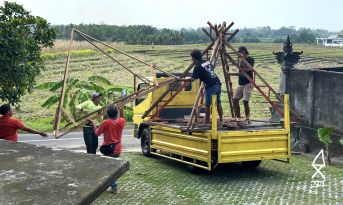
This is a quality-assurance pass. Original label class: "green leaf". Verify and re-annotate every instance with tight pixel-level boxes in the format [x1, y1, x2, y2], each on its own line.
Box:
[41, 94, 60, 108]
[89, 82, 105, 92]
[107, 87, 123, 93]
[340, 138, 343, 145]
[49, 80, 64, 91]
[35, 82, 57, 90]
[65, 78, 79, 94]
[88, 75, 112, 85]
[317, 127, 334, 145]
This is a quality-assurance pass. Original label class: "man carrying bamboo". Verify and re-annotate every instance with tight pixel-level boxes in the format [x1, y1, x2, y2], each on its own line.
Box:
[76, 92, 102, 154]
[232, 46, 255, 119]
[189, 49, 223, 125]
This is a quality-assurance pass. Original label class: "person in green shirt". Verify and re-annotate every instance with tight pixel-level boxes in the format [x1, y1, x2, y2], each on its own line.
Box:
[76, 92, 102, 154]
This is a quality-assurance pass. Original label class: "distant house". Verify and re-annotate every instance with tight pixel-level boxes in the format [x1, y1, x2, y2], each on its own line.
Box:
[316, 35, 343, 47]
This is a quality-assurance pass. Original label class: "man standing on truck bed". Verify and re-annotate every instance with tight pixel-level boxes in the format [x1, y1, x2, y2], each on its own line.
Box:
[189, 49, 223, 125]
[232, 46, 255, 119]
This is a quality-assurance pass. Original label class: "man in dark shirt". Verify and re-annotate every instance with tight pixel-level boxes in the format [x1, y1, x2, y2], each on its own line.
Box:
[189, 49, 223, 125]
[232, 46, 255, 119]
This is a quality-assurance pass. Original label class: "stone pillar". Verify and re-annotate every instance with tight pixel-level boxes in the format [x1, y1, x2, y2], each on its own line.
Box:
[273, 36, 303, 95]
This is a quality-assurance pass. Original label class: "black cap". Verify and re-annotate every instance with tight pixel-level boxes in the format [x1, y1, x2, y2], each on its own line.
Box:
[190, 49, 202, 61]
[238, 46, 249, 55]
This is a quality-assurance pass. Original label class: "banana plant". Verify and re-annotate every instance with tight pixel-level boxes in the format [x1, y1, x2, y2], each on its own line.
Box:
[36, 75, 133, 120]
[317, 127, 343, 164]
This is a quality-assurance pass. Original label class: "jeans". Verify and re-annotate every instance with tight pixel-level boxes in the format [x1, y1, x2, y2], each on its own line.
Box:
[205, 84, 222, 107]
[111, 181, 118, 189]
[83, 126, 98, 154]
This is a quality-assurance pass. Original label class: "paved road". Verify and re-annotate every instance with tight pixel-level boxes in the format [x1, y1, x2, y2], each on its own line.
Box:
[18, 128, 141, 153]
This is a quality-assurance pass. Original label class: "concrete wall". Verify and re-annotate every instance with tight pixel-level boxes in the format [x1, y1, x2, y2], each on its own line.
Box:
[287, 68, 343, 156]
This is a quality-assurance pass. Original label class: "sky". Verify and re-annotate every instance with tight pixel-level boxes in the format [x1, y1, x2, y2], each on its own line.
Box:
[1, 0, 343, 31]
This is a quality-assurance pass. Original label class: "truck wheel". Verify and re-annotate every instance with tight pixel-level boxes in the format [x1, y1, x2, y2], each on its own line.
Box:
[187, 165, 204, 174]
[241, 160, 262, 169]
[141, 128, 152, 157]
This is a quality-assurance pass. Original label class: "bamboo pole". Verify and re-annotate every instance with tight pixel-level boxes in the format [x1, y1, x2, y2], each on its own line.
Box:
[75, 31, 152, 85]
[187, 35, 221, 129]
[187, 85, 204, 128]
[74, 30, 179, 80]
[202, 28, 215, 42]
[224, 40, 282, 102]
[53, 29, 74, 138]
[56, 78, 175, 138]
[223, 47, 284, 116]
[141, 41, 216, 119]
[220, 47, 234, 117]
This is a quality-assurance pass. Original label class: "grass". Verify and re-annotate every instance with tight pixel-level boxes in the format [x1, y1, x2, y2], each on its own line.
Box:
[94, 152, 343, 204]
[7, 41, 343, 131]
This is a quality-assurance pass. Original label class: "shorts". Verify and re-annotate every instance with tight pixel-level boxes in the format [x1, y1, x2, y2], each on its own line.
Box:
[233, 83, 253, 101]
[205, 84, 221, 107]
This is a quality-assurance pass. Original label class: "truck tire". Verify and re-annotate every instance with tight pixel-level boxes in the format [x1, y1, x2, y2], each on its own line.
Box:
[187, 165, 204, 174]
[241, 160, 262, 169]
[141, 128, 152, 157]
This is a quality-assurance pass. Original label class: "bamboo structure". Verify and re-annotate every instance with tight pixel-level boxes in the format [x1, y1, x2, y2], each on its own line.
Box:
[53, 30, 179, 138]
[53, 21, 290, 137]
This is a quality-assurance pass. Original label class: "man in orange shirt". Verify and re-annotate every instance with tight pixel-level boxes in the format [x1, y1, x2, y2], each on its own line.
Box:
[0, 104, 47, 141]
[90, 105, 125, 193]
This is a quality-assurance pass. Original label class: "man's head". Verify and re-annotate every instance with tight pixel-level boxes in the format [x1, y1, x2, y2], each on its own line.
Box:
[91, 92, 102, 105]
[107, 105, 118, 119]
[0, 104, 12, 116]
[238, 46, 249, 56]
[190, 49, 202, 63]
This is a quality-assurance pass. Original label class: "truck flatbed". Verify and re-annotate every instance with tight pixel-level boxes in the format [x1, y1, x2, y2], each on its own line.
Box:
[149, 118, 283, 132]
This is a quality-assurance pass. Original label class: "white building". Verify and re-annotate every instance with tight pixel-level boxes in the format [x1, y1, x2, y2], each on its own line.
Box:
[316, 35, 343, 47]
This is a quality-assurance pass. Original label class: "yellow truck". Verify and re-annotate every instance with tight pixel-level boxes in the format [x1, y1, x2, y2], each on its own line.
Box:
[133, 73, 291, 171]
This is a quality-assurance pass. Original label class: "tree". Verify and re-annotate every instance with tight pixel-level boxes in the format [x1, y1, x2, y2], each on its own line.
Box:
[294, 29, 316, 44]
[0, 1, 56, 105]
[242, 36, 261, 43]
[337, 30, 343, 38]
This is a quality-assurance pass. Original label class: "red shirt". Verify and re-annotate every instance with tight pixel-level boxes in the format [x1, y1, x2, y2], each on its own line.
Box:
[0, 116, 25, 142]
[95, 118, 125, 155]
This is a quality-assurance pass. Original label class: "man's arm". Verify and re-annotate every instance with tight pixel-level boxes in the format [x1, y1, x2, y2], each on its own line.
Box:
[184, 77, 195, 82]
[21, 127, 47, 137]
[76, 101, 90, 115]
[226, 72, 239, 76]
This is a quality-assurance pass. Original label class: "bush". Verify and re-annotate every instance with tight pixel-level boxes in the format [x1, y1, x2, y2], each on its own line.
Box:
[242, 36, 261, 43]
